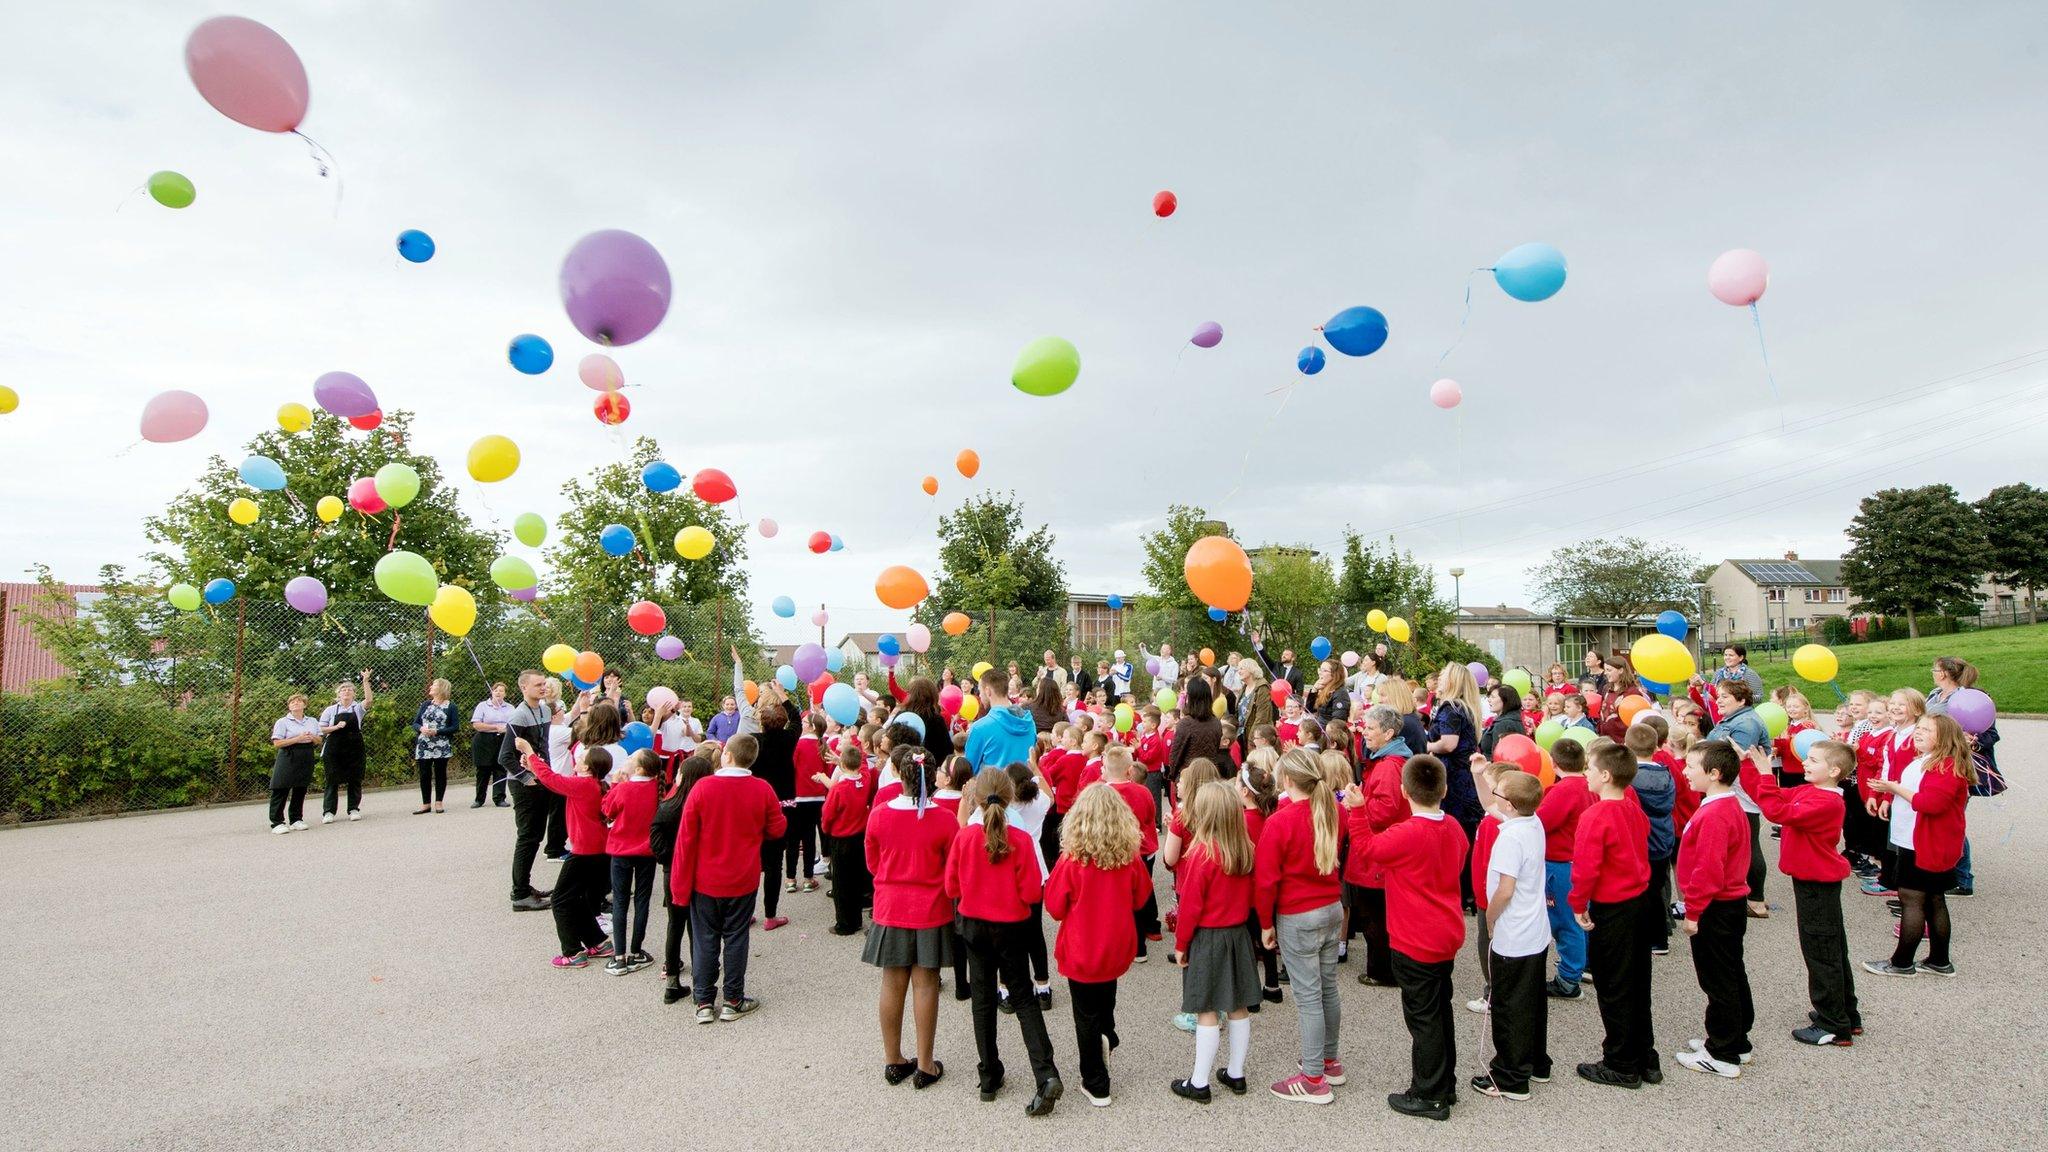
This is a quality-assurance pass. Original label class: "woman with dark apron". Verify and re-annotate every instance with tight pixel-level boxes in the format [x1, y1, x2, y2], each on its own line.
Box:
[320, 670, 374, 823]
[269, 693, 324, 833]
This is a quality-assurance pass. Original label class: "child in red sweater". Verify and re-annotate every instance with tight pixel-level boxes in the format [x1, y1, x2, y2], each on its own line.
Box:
[1570, 744, 1655, 1088]
[1675, 740, 1754, 1079]
[1040, 727, 1084, 862]
[1169, 781, 1260, 1104]
[1741, 740, 1859, 1045]
[1102, 745, 1162, 959]
[601, 749, 662, 975]
[1045, 783, 1152, 1107]
[820, 745, 873, 936]
[1863, 713, 1973, 978]
[517, 739, 612, 969]
[1344, 754, 1471, 1122]
[1536, 738, 1594, 998]
[789, 712, 829, 894]
[670, 733, 788, 1021]
[945, 769, 1063, 1115]
[865, 747, 958, 1088]
[1255, 750, 1346, 1105]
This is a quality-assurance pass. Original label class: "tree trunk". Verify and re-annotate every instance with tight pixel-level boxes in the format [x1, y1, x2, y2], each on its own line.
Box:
[2028, 586, 2038, 626]
[1905, 604, 1919, 639]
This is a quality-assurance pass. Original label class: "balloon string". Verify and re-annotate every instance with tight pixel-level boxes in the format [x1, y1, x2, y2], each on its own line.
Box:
[386, 513, 403, 552]
[1218, 380, 1299, 510]
[291, 130, 343, 216]
[1435, 268, 1486, 367]
[113, 183, 145, 214]
[1750, 302, 1783, 429]
[464, 637, 488, 683]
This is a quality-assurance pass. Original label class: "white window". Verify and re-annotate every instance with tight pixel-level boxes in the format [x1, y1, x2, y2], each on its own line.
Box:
[1764, 587, 1785, 602]
[1790, 617, 1806, 629]
[1803, 589, 1820, 603]
[1827, 588, 1846, 603]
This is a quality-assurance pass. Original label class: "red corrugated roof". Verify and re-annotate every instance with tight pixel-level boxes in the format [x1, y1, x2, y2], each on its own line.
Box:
[1, 583, 101, 692]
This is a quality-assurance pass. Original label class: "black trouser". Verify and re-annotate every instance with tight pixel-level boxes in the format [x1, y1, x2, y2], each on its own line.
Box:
[1247, 909, 1280, 989]
[1349, 883, 1392, 983]
[1689, 897, 1754, 1064]
[784, 803, 820, 880]
[472, 736, 507, 804]
[544, 791, 567, 859]
[758, 837, 783, 919]
[268, 786, 307, 826]
[321, 771, 361, 817]
[1135, 854, 1160, 942]
[610, 855, 656, 956]
[508, 778, 550, 900]
[1041, 809, 1064, 868]
[826, 835, 871, 933]
[1023, 901, 1049, 984]
[1454, 812, 1482, 908]
[1487, 949, 1551, 1093]
[1143, 771, 1168, 830]
[1792, 879, 1859, 1032]
[551, 852, 611, 957]
[417, 757, 448, 804]
[690, 890, 758, 1005]
[1644, 858, 1673, 951]
[960, 915, 1060, 1090]
[1392, 950, 1458, 1102]
[1587, 895, 1653, 1076]
[1068, 978, 1119, 1098]
[1744, 811, 1766, 901]
[661, 866, 689, 979]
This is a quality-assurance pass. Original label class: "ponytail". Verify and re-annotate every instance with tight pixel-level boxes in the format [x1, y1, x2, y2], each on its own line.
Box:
[974, 767, 1017, 863]
[1279, 748, 1339, 875]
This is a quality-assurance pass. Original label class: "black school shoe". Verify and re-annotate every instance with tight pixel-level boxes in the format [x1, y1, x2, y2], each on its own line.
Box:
[1215, 1071, 1247, 1094]
[1026, 1077, 1062, 1117]
[979, 1062, 1005, 1101]
[1387, 1092, 1451, 1120]
[1576, 1062, 1641, 1089]
[1545, 977, 1582, 1000]
[1170, 1078, 1211, 1104]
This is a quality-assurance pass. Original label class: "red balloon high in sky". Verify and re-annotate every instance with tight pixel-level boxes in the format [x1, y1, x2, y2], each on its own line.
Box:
[1153, 190, 1177, 217]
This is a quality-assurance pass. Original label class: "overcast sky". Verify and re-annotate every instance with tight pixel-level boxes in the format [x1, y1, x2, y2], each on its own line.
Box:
[4, 2, 2046, 647]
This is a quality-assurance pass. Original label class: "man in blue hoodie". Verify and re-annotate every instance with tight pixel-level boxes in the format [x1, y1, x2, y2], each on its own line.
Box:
[963, 667, 1038, 774]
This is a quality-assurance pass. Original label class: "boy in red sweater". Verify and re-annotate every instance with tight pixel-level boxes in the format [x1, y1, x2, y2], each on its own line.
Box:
[1742, 740, 1860, 1046]
[1570, 744, 1655, 1089]
[1536, 738, 1594, 999]
[671, 734, 788, 1022]
[1344, 754, 1470, 1121]
[820, 745, 873, 936]
[1103, 745, 1162, 959]
[1674, 739, 1754, 1078]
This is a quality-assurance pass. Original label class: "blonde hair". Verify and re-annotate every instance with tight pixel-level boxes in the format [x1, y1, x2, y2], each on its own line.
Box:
[1890, 687, 1927, 724]
[1060, 783, 1139, 869]
[1436, 662, 1483, 728]
[1920, 714, 1978, 786]
[1177, 758, 1222, 818]
[1278, 749, 1340, 875]
[1101, 742, 1135, 782]
[429, 677, 452, 702]
[1376, 674, 1417, 716]
[1188, 781, 1255, 876]
[1317, 749, 1353, 793]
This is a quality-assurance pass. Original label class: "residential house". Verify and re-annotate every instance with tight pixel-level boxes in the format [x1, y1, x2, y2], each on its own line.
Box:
[1703, 551, 2018, 639]
[1, 582, 104, 692]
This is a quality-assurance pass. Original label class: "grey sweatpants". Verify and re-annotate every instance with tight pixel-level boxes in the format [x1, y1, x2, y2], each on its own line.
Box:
[1275, 901, 1344, 1073]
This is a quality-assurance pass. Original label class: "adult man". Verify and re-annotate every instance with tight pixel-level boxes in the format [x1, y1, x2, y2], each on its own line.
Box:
[1141, 643, 1178, 695]
[1069, 654, 1095, 700]
[1251, 631, 1306, 698]
[963, 667, 1039, 773]
[705, 694, 741, 745]
[498, 670, 556, 911]
[1038, 649, 1068, 688]
[1107, 651, 1134, 697]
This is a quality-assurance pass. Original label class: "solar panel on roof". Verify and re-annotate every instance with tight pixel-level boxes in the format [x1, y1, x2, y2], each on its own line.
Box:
[1739, 560, 1819, 584]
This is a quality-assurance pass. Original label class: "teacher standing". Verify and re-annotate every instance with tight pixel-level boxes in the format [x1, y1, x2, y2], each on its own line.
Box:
[268, 693, 323, 834]
[318, 670, 372, 824]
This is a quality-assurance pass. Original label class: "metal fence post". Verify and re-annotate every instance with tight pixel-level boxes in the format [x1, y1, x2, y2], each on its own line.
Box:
[714, 597, 724, 664]
[226, 598, 246, 798]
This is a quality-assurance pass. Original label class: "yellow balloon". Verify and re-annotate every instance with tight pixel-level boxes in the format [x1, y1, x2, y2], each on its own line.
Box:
[1367, 608, 1389, 632]
[1792, 643, 1839, 683]
[542, 643, 577, 676]
[673, 525, 715, 560]
[1629, 634, 1696, 685]
[227, 497, 260, 526]
[1212, 696, 1228, 717]
[428, 584, 477, 638]
[0, 386, 19, 415]
[1387, 616, 1411, 643]
[467, 434, 521, 483]
[971, 661, 993, 681]
[958, 695, 981, 721]
[315, 495, 344, 523]
[276, 402, 311, 433]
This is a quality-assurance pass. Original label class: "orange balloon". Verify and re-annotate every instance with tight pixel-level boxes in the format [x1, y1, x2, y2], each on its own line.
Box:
[572, 650, 604, 682]
[1537, 746, 1557, 789]
[875, 565, 930, 610]
[1618, 694, 1651, 726]
[1183, 535, 1253, 612]
[942, 611, 971, 636]
[956, 449, 980, 479]
[921, 476, 938, 496]
[1199, 647, 1215, 667]
[742, 679, 759, 706]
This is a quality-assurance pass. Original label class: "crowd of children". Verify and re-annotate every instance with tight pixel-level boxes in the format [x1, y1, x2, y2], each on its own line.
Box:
[486, 642, 1992, 1121]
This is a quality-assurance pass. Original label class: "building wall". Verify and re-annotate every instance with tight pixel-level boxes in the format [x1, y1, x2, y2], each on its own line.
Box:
[1705, 561, 2016, 638]
[1, 583, 101, 693]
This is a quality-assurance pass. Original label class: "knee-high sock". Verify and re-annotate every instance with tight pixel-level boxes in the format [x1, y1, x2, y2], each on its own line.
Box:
[1226, 1018, 1251, 1077]
[1192, 1025, 1221, 1088]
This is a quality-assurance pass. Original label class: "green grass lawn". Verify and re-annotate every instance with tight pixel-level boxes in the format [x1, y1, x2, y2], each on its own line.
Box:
[1750, 622, 2048, 714]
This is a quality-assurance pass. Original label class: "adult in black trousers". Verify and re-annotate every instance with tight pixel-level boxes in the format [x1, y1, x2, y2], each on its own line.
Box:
[499, 671, 555, 910]
[750, 691, 801, 923]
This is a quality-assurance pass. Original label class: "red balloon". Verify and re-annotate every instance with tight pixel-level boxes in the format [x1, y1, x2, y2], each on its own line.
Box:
[348, 410, 383, 431]
[626, 599, 666, 636]
[807, 531, 831, 554]
[938, 685, 963, 717]
[1270, 681, 1291, 705]
[1153, 190, 1177, 217]
[594, 391, 631, 426]
[1493, 734, 1542, 778]
[692, 468, 736, 504]
[808, 671, 835, 706]
[347, 476, 385, 514]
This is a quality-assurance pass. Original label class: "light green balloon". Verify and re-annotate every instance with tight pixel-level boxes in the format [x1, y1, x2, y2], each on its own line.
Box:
[1154, 688, 1176, 711]
[374, 463, 421, 509]
[148, 170, 195, 209]
[1559, 726, 1596, 749]
[1533, 717, 1564, 750]
[1011, 336, 1081, 397]
[513, 512, 547, 548]
[1755, 701, 1789, 739]
[167, 582, 202, 611]
[374, 550, 438, 606]
[489, 554, 537, 592]
[1502, 668, 1534, 696]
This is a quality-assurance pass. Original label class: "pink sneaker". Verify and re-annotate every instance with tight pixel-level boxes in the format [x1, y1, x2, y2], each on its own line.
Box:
[1269, 1073, 1332, 1104]
[1322, 1059, 1347, 1086]
[551, 953, 589, 969]
[586, 941, 615, 959]
[763, 916, 790, 931]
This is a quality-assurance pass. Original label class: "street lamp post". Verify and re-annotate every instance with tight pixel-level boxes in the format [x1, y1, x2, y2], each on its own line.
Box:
[1449, 567, 1465, 642]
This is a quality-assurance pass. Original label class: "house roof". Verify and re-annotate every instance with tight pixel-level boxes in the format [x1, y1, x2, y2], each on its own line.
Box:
[835, 632, 891, 654]
[1730, 559, 1823, 586]
[1800, 559, 1844, 585]
[1, 582, 103, 692]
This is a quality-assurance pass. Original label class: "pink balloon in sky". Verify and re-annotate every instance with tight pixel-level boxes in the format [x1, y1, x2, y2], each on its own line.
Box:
[1189, 321, 1223, 349]
[578, 353, 623, 392]
[1429, 378, 1462, 409]
[140, 390, 209, 443]
[184, 16, 309, 133]
[1708, 249, 1770, 307]
[810, 608, 829, 628]
[758, 518, 779, 539]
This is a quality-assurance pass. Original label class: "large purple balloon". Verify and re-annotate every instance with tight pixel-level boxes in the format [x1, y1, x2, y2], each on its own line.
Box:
[1190, 321, 1223, 349]
[509, 585, 539, 603]
[1947, 687, 1996, 735]
[654, 635, 685, 661]
[283, 575, 327, 614]
[313, 371, 378, 418]
[1466, 661, 1491, 689]
[140, 390, 209, 443]
[792, 642, 828, 683]
[559, 230, 671, 347]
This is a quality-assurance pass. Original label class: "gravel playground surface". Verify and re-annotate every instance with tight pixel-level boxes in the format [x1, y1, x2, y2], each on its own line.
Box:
[8, 723, 2044, 1152]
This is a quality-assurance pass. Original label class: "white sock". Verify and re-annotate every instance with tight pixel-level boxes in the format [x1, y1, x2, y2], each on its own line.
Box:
[1192, 1025, 1220, 1089]
[1035, 982, 1050, 994]
[1226, 1017, 1250, 1078]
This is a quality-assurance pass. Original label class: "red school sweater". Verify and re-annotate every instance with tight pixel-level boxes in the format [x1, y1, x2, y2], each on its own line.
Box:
[1738, 760, 1847, 882]
[1172, 843, 1254, 955]
[1773, 721, 1815, 779]
[600, 776, 659, 857]
[1253, 797, 1343, 929]
[1135, 733, 1168, 772]
[1656, 749, 1700, 830]
[1568, 795, 1651, 914]
[1045, 748, 1084, 813]
[670, 769, 788, 903]
[1537, 774, 1595, 862]
[1346, 808, 1469, 963]
[1109, 779, 1158, 857]
[945, 824, 1042, 922]
[1342, 751, 1411, 888]
[1853, 729, 1888, 804]
[1077, 757, 1104, 793]
[820, 775, 871, 839]
[1045, 853, 1152, 983]
[1243, 805, 1267, 845]
[524, 753, 607, 856]
[1899, 759, 1970, 872]
[1470, 813, 1504, 911]
[1674, 793, 1751, 920]
[865, 801, 958, 929]
[794, 735, 828, 799]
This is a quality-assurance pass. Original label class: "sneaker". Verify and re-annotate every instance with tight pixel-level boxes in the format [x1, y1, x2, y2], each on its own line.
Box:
[1171, 1012, 1197, 1033]
[720, 996, 761, 1021]
[1471, 1074, 1528, 1102]
[1134, 943, 1149, 964]
[604, 956, 631, 976]
[785, 879, 798, 893]
[1036, 988, 1053, 1012]
[1676, 1049, 1741, 1079]
[1322, 1059, 1346, 1086]
[290, 820, 308, 830]
[471, 800, 485, 809]
[762, 916, 789, 931]
[695, 1004, 716, 1024]
[1668, 900, 1685, 919]
[1684, 1038, 1754, 1065]
[1269, 1073, 1332, 1105]
[1861, 880, 1896, 897]
[1809, 1010, 1864, 1036]
[631, 949, 654, 967]
[1948, 886, 1974, 898]
[1575, 1062, 1640, 1090]
[1916, 960, 1957, 977]
[321, 813, 335, 824]
[1357, 972, 1393, 987]
[1084, 1088, 1113, 1107]
[1336, 941, 1349, 963]
[1387, 1091, 1450, 1120]
[1465, 996, 1490, 1014]
[586, 941, 615, 959]
[510, 894, 551, 911]
[495, 799, 511, 807]
[1650, 944, 1670, 956]
[1861, 960, 1917, 978]
[1792, 1025, 1851, 1047]
[1170, 1078, 1211, 1104]
[271, 824, 290, 835]
[551, 953, 588, 969]
[1146, 931, 1163, 942]
[348, 810, 361, 821]
[1546, 977, 1582, 1000]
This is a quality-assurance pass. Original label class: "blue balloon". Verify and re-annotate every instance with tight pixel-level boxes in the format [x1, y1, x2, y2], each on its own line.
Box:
[1492, 242, 1568, 302]
[771, 595, 796, 618]
[775, 664, 799, 692]
[1207, 606, 1227, 622]
[828, 534, 844, 552]
[821, 682, 862, 726]
[508, 334, 554, 375]
[1107, 594, 1124, 611]
[395, 229, 435, 263]
[891, 711, 926, 740]
[641, 461, 681, 493]
[620, 721, 654, 755]
[238, 455, 286, 491]
[825, 647, 846, 673]
[202, 578, 237, 605]
[1792, 729, 1826, 760]
[599, 523, 636, 557]
[1310, 636, 1332, 661]
[566, 671, 597, 692]
[877, 634, 901, 657]
[1321, 306, 1389, 357]
[1655, 610, 1689, 642]
[1297, 346, 1325, 375]
[1638, 675, 1669, 697]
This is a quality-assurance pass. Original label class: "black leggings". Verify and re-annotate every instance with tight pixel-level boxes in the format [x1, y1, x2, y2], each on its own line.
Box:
[1024, 901, 1049, 984]
[661, 866, 690, 979]
[417, 757, 448, 803]
[1745, 811, 1766, 901]
[759, 837, 783, 919]
[784, 803, 820, 880]
[1891, 888, 1952, 968]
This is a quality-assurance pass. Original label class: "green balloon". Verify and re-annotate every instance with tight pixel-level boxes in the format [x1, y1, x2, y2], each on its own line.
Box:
[1755, 701, 1789, 739]
[489, 554, 537, 592]
[1154, 687, 1176, 711]
[1559, 726, 1596, 749]
[513, 512, 547, 548]
[148, 170, 195, 209]
[1011, 336, 1081, 397]
[1533, 717, 1564, 750]
[167, 582, 202, 611]
[1502, 668, 1534, 696]
[374, 463, 421, 509]
[374, 550, 438, 606]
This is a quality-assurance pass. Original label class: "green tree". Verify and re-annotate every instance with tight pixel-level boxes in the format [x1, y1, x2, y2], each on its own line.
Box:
[1247, 548, 1338, 656]
[1976, 482, 2048, 624]
[543, 437, 751, 608]
[913, 492, 1068, 676]
[1128, 504, 1240, 656]
[1840, 484, 1989, 638]
[1334, 532, 1489, 677]
[1530, 536, 1700, 620]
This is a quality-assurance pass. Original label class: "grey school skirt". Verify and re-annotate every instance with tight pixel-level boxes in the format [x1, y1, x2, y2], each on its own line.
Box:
[1181, 923, 1262, 1014]
[862, 923, 955, 970]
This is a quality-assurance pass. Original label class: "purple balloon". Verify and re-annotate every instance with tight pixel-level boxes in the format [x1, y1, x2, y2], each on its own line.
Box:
[559, 230, 672, 347]
[1947, 687, 1996, 735]
[879, 652, 900, 669]
[792, 641, 828, 683]
[1144, 656, 1161, 676]
[1190, 321, 1223, 349]
[1467, 661, 1490, 689]
[283, 575, 327, 614]
[654, 635, 685, 661]
[313, 371, 378, 418]
[509, 586, 539, 603]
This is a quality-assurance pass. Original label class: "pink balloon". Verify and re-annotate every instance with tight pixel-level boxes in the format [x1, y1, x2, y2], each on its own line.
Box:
[906, 623, 932, 653]
[758, 518, 779, 538]
[578, 353, 623, 392]
[140, 390, 209, 443]
[1708, 249, 1769, 307]
[1190, 321, 1223, 349]
[184, 16, 309, 134]
[347, 476, 386, 515]
[810, 609, 829, 628]
[1429, 378, 1462, 409]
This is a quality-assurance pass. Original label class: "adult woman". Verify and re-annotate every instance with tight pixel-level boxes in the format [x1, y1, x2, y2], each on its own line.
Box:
[1347, 650, 1387, 700]
[1374, 675, 1431, 762]
[1030, 675, 1064, 734]
[1168, 676, 1226, 824]
[1424, 664, 1486, 901]
[268, 693, 324, 833]
[1709, 644, 1766, 700]
[1479, 683, 1526, 758]
[470, 681, 515, 808]
[1705, 680, 1771, 917]
[1926, 657, 1995, 896]
[896, 676, 954, 767]
[411, 678, 457, 814]
[1582, 649, 1610, 695]
[1304, 660, 1350, 726]
[752, 683, 803, 930]
[1237, 661, 1276, 756]
[318, 670, 372, 823]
